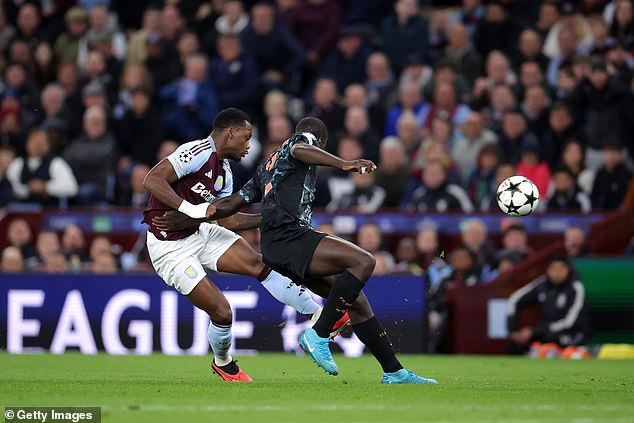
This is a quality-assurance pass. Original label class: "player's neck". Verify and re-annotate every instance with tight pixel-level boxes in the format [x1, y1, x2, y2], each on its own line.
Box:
[210, 131, 228, 160]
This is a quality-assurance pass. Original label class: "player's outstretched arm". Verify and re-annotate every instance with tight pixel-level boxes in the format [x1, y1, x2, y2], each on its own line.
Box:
[218, 213, 262, 231]
[211, 193, 249, 219]
[291, 143, 377, 173]
[143, 159, 216, 220]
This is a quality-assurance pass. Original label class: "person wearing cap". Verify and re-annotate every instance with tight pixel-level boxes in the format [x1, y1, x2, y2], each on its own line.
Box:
[54, 6, 89, 64]
[507, 253, 591, 354]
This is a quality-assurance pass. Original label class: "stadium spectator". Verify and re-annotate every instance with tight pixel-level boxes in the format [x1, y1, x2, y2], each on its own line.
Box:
[466, 143, 501, 209]
[497, 109, 541, 165]
[407, 160, 473, 213]
[373, 251, 395, 276]
[384, 81, 424, 137]
[514, 29, 549, 72]
[160, 54, 218, 143]
[33, 41, 56, 87]
[590, 136, 633, 209]
[379, 0, 429, 75]
[209, 34, 258, 113]
[328, 171, 385, 214]
[61, 223, 89, 271]
[319, 25, 371, 93]
[478, 83, 516, 133]
[374, 136, 410, 208]
[6, 129, 78, 205]
[441, 22, 482, 87]
[35, 83, 71, 148]
[473, 2, 516, 56]
[507, 254, 591, 354]
[288, 0, 341, 69]
[11, 4, 47, 51]
[117, 163, 150, 208]
[91, 252, 118, 274]
[564, 226, 589, 258]
[6, 217, 36, 261]
[1, 246, 24, 272]
[394, 237, 422, 275]
[516, 145, 551, 198]
[543, 2, 593, 60]
[2, 61, 39, 129]
[54, 6, 89, 64]
[112, 62, 153, 120]
[263, 115, 293, 147]
[0, 146, 16, 205]
[342, 106, 380, 162]
[41, 251, 69, 273]
[568, 56, 627, 169]
[34, 230, 61, 265]
[560, 139, 595, 194]
[306, 77, 344, 150]
[416, 226, 439, 270]
[520, 84, 550, 139]
[461, 217, 496, 272]
[364, 52, 396, 135]
[541, 102, 583, 167]
[63, 106, 114, 204]
[495, 223, 532, 265]
[419, 81, 471, 133]
[428, 8, 451, 60]
[143, 33, 180, 91]
[609, 0, 634, 49]
[395, 111, 422, 164]
[116, 87, 164, 169]
[175, 31, 201, 74]
[452, 111, 498, 181]
[78, 4, 126, 66]
[125, 6, 161, 65]
[241, 1, 306, 93]
[547, 166, 592, 213]
[357, 222, 392, 262]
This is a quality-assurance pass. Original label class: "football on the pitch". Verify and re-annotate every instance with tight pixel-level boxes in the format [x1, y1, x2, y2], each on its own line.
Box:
[496, 176, 540, 216]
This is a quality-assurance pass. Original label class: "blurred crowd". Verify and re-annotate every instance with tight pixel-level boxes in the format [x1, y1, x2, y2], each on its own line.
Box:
[1, 0, 634, 277]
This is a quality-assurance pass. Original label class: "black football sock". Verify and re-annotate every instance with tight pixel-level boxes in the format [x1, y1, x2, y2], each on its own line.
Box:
[313, 270, 364, 338]
[353, 316, 403, 374]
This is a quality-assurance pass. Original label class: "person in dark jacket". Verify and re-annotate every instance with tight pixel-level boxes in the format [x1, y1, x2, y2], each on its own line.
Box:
[407, 160, 474, 213]
[241, 2, 306, 93]
[567, 56, 627, 168]
[540, 101, 584, 167]
[507, 254, 591, 354]
[318, 25, 372, 93]
[590, 136, 633, 210]
[209, 34, 259, 114]
[287, 0, 341, 67]
[116, 87, 164, 167]
[547, 166, 592, 213]
[379, 0, 430, 75]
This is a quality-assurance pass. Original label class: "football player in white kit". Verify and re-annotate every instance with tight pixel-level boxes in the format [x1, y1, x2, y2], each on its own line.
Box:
[142, 108, 347, 382]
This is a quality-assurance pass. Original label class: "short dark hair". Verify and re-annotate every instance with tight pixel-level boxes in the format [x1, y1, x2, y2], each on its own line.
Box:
[553, 165, 574, 178]
[549, 252, 572, 267]
[602, 135, 624, 151]
[213, 108, 251, 131]
[504, 223, 527, 235]
[295, 117, 328, 144]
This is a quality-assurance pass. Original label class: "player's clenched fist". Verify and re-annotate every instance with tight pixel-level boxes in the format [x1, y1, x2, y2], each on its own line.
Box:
[342, 159, 377, 174]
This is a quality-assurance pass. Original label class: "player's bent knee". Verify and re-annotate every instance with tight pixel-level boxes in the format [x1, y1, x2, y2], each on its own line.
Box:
[209, 305, 233, 326]
[354, 252, 376, 281]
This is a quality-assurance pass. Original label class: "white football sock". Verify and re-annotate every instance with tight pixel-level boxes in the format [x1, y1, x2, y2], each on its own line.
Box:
[261, 271, 320, 315]
[208, 321, 232, 366]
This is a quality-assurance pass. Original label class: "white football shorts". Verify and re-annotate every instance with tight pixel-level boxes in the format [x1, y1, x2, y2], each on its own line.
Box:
[146, 222, 241, 295]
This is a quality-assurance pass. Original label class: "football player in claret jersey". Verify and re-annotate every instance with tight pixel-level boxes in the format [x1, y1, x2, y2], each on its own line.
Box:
[156, 117, 438, 384]
[142, 108, 348, 382]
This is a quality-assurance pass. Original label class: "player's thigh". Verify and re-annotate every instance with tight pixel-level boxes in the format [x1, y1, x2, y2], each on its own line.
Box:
[215, 236, 264, 278]
[197, 223, 243, 273]
[147, 232, 206, 295]
[306, 235, 374, 278]
[186, 276, 232, 325]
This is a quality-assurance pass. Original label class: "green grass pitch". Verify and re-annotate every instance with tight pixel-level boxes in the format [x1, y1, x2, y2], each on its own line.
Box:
[1, 353, 633, 423]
